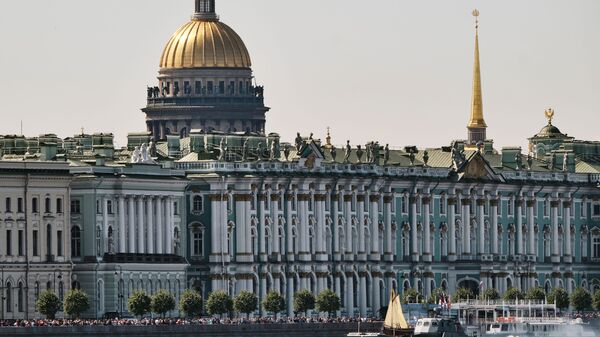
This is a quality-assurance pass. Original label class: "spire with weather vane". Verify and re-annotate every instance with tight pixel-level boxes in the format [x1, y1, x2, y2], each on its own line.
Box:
[467, 9, 487, 145]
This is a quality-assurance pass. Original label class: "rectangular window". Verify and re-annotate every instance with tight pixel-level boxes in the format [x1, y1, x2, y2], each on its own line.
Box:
[593, 236, 600, 258]
[18, 230, 24, 256]
[508, 200, 513, 216]
[17, 198, 23, 213]
[544, 200, 549, 217]
[195, 81, 202, 94]
[33, 230, 39, 256]
[229, 81, 235, 95]
[96, 200, 101, 214]
[440, 197, 446, 215]
[45, 198, 51, 213]
[184, 81, 191, 94]
[6, 230, 12, 256]
[56, 198, 63, 214]
[594, 204, 600, 217]
[174, 201, 179, 215]
[193, 232, 204, 256]
[5, 197, 11, 213]
[107, 200, 113, 214]
[219, 81, 225, 94]
[581, 201, 587, 218]
[32, 197, 38, 213]
[57, 231, 63, 257]
[239, 81, 244, 94]
[70, 200, 81, 214]
[207, 81, 214, 94]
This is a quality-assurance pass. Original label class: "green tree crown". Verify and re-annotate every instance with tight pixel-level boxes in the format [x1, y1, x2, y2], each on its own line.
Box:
[205, 291, 233, 317]
[234, 291, 258, 317]
[36, 290, 61, 320]
[64, 289, 90, 318]
[151, 290, 176, 317]
[315, 289, 341, 317]
[452, 288, 474, 302]
[525, 287, 546, 301]
[179, 289, 203, 318]
[571, 287, 592, 311]
[482, 288, 500, 301]
[262, 290, 285, 315]
[293, 289, 315, 316]
[502, 288, 523, 301]
[547, 288, 570, 310]
[128, 291, 151, 318]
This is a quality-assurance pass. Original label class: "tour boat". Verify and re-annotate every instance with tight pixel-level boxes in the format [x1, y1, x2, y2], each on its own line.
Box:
[413, 317, 468, 337]
[483, 317, 595, 337]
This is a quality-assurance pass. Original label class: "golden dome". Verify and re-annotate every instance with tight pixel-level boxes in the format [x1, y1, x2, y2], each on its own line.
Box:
[160, 19, 251, 69]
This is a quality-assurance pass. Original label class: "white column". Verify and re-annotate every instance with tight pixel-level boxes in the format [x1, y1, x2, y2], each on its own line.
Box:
[285, 193, 294, 259]
[315, 193, 327, 257]
[477, 198, 485, 255]
[166, 197, 173, 254]
[235, 194, 247, 256]
[346, 273, 354, 316]
[410, 195, 418, 262]
[156, 197, 164, 254]
[516, 199, 524, 255]
[147, 197, 154, 254]
[564, 200, 572, 263]
[333, 194, 341, 257]
[448, 197, 457, 261]
[462, 197, 471, 255]
[369, 195, 380, 258]
[287, 275, 294, 317]
[102, 197, 109, 254]
[372, 274, 381, 315]
[423, 196, 432, 262]
[137, 196, 145, 253]
[127, 196, 135, 253]
[551, 200, 559, 263]
[210, 195, 221, 255]
[271, 194, 280, 255]
[383, 196, 393, 258]
[359, 273, 367, 317]
[344, 193, 353, 256]
[357, 195, 366, 256]
[491, 199, 499, 255]
[258, 194, 266, 256]
[527, 199, 536, 256]
[118, 196, 126, 253]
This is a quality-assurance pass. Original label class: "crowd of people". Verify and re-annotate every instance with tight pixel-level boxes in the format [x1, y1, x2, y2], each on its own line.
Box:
[0, 316, 381, 328]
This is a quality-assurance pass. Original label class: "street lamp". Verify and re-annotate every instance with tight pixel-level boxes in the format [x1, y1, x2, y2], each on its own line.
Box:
[114, 265, 123, 317]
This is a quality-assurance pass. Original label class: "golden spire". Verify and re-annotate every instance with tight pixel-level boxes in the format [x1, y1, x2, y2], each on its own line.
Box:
[468, 9, 486, 129]
[467, 9, 487, 145]
[324, 127, 333, 149]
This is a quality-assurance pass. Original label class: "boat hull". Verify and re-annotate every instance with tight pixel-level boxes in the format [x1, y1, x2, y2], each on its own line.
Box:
[382, 327, 414, 337]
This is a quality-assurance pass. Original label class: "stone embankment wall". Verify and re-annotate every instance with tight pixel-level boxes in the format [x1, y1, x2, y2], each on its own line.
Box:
[0, 322, 382, 337]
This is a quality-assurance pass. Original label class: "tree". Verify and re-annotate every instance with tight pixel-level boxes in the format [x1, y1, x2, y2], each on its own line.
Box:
[179, 289, 203, 318]
[593, 290, 600, 311]
[262, 290, 285, 316]
[503, 288, 523, 301]
[151, 290, 176, 318]
[63, 289, 90, 318]
[482, 288, 500, 301]
[234, 291, 258, 318]
[293, 289, 315, 316]
[403, 288, 421, 304]
[36, 290, 61, 319]
[548, 288, 570, 310]
[316, 289, 341, 317]
[205, 291, 233, 317]
[571, 287, 592, 311]
[525, 287, 546, 301]
[427, 288, 446, 305]
[128, 291, 151, 318]
[452, 288, 473, 302]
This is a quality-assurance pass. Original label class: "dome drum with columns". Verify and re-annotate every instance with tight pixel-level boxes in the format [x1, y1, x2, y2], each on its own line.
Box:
[143, 0, 269, 141]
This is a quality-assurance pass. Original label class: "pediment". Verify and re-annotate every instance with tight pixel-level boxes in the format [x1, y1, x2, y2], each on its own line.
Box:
[298, 140, 325, 160]
[456, 152, 505, 182]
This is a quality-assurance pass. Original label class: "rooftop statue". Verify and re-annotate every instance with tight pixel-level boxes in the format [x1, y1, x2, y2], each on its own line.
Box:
[515, 153, 522, 170]
[131, 146, 141, 163]
[330, 145, 337, 161]
[256, 143, 263, 162]
[283, 144, 291, 161]
[366, 142, 373, 163]
[270, 138, 280, 161]
[408, 149, 416, 166]
[384, 144, 390, 165]
[423, 150, 430, 167]
[527, 154, 534, 170]
[372, 142, 380, 164]
[295, 132, 303, 151]
[549, 153, 556, 170]
[218, 139, 226, 161]
[149, 141, 157, 157]
[140, 143, 150, 163]
[242, 139, 249, 161]
[356, 145, 364, 163]
[344, 140, 351, 163]
[562, 152, 568, 172]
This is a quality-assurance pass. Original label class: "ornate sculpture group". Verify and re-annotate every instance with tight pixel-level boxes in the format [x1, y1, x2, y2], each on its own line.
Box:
[131, 142, 156, 164]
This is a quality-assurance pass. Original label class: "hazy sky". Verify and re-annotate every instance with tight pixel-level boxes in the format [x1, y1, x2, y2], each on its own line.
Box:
[1, 0, 599, 150]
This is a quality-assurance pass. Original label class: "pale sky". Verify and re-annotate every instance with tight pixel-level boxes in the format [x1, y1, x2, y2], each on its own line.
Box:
[1, 0, 599, 150]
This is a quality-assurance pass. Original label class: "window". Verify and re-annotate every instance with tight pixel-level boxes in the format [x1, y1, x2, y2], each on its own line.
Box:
[45, 197, 51, 213]
[96, 200, 101, 214]
[46, 224, 52, 260]
[594, 204, 600, 217]
[508, 200, 513, 216]
[593, 234, 600, 259]
[192, 231, 204, 256]
[6, 282, 12, 313]
[34, 282, 40, 301]
[32, 197, 38, 213]
[71, 227, 81, 258]
[71, 200, 81, 214]
[401, 196, 408, 214]
[543, 200, 549, 217]
[174, 201, 179, 215]
[440, 196, 446, 215]
[57, 230, 63, 256]
[18, 283, 24, 312]
[18, 230, 24, 256]
[219, 81, 225, 94]
[33, 230, 39, 256]
[107, 200, 113, 214]
[207, 81, 214, 94]
[5, 197, 11, 212]
[6, 230, 12, 256]
[195, 81, 202, 94]
[193, 195, 203, 213]
[17, 198, 23, 213]
[56, 198, 62, 214]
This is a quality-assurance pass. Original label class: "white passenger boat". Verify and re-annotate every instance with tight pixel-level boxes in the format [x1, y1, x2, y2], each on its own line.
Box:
[483, 317, 595, 337]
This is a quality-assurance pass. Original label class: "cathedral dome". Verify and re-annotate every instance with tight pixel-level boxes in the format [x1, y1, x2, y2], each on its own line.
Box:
[159, 2, 251, 70]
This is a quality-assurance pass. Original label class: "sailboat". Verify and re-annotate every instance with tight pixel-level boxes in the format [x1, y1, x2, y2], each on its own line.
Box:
[382, 289, 414, 337]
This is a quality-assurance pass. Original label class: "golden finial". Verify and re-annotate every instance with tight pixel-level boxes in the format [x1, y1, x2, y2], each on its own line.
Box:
[472, 9, 480, 30]
[545, 108, 555, 125]
[325, 127, 332, 149]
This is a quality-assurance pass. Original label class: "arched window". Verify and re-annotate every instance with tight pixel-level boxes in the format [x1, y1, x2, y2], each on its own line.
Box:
[18, 282, 24, 312]
[71, 226, 81, 257]
[59, 281, 64, 302]
[32, 197, 39, 213]
[46, 224, 52, 260]
[34, 282, 40, 301]
[6, 282, 12, 312]
[193, 196, 203, 213]
[45, 197, 51, 213]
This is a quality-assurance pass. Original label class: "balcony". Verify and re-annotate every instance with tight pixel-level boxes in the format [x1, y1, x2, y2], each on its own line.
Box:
[146, 95, 265, 108]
